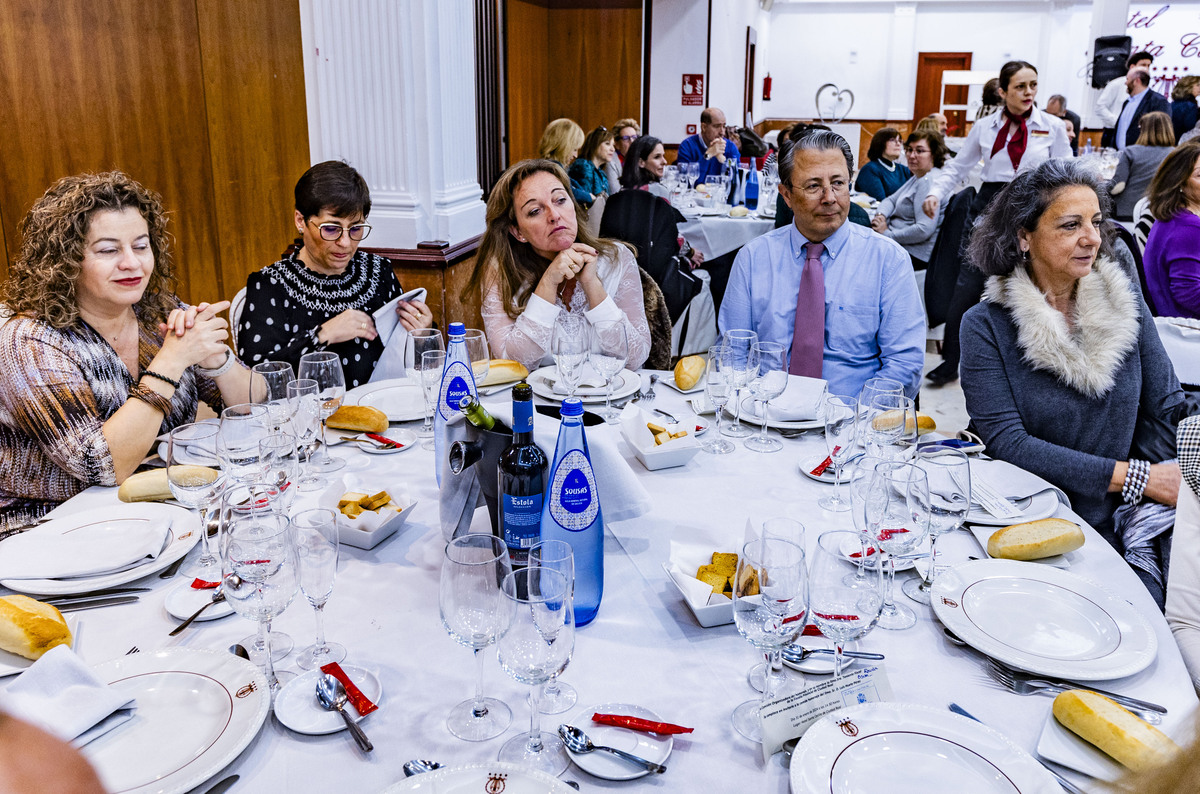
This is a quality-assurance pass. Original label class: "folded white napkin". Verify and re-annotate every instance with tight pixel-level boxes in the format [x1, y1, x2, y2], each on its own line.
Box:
[551, 362, 613, 396]
[740, 375, 827, 421]
[0, 645, 136, 746]
[968, 458, 1069, 504]
[0, 517, 172, 580]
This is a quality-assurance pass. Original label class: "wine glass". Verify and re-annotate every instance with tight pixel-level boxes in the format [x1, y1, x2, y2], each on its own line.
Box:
[748, 518, 804, 694]
[903, 448, 970, 604]
[439, 533, 514, 741]
[292, 508, 347, 670]
[819, 394, 858, 511]
[287, 379, 323, 491]
[745, 341, 788, 453]
[496, 567, 574, 775]
[298, 351, 346, 475]
[721, 329, 759, 438]
[258, 433, 298, 511]
[864, 393, 917, 461]
[406, 328, 444, 375]
[702, 344, 735, 454]
[552, 313, 590, 399]
[167, 423, 224, 580]
[221, 492, 299, 694]
[529, 539, 578, 714]
[864, 461, 931, 630]
[810, 530, 885, 677]
[590, 320, 628, 423]
[464, 328, 490, 386]
[217, 404, 270, 484]
[731, 536, 808, 742]
[419, 350, 446, 450]
[250, 361, 296, 432]
[847, 455, 886, 587]
[856, 377, 904, 449]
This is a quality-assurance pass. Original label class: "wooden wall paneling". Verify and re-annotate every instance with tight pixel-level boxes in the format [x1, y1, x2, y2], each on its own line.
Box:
[547, 7, 642, 133]
[0, 0, 221, 300]
[194, 0, 311, 306]
[505, 0, 550, 163]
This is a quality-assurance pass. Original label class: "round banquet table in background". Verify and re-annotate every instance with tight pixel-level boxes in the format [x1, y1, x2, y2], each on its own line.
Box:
[678, 211, 774, 261]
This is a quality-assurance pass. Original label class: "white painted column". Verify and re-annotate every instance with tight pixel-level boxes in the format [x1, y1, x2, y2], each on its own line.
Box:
[298, 0, 486, 248]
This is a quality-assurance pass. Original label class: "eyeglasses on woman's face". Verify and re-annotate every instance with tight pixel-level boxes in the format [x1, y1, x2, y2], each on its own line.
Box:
[904, 146, 931, 156]
[308, 220, 372, 242]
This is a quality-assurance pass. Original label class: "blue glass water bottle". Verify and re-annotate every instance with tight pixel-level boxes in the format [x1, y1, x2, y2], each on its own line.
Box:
[539, 398, 603, 626]
[435, 322, 479, 484]
[745, 157, 759, 211]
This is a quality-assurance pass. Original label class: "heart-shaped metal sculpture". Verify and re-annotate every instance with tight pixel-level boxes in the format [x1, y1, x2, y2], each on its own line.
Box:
[815, 83, 855, 124]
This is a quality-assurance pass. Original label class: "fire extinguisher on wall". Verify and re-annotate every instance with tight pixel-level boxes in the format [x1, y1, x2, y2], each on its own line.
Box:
[763, 73, 772, 101]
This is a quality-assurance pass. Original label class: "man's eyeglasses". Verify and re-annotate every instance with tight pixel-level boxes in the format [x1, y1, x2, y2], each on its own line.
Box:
[789, 179, 850, 199]
[308, 220, 372, 242]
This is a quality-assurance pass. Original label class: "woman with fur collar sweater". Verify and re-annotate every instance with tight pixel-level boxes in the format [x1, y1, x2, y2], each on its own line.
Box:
[960, 160, 1187, 546]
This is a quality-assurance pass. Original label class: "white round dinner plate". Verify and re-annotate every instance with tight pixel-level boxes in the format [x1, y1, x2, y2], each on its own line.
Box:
[80, 648, 269, 794]
[355, 428, 417, 455]
[274, 665, 382, 735]
[164, 581, 233, 622]
[380, 761, 576, 793]
[782, 637, 860, 675]
[931, 559, 1157, 680]
[0, 504, 200, 596]
[725, 400, 824, 431]
[528, 366, 640, 404]
[965, 490, 1060, 526]
[344, 378, 427, 422]
[837, 532, 917, 573]
[790, 702, 1059, 793]
[565, 702, 674, 781]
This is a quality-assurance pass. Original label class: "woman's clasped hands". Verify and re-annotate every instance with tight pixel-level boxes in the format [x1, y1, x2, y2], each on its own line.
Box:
[158, 301, 233, 371]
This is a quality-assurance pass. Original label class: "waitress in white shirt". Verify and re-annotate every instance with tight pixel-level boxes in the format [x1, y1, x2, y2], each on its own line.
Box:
[919, 59, 1072, 386]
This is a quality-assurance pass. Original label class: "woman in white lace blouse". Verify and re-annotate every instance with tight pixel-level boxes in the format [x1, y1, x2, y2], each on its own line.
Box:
[466, 159, 651, 371]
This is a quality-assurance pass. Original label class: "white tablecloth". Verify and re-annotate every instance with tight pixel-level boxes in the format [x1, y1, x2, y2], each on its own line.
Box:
[5, 379, 1196, 793]
[679, 213, 774, 260]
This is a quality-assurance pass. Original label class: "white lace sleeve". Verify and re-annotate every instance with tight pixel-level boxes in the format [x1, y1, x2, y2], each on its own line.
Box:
[480, 277, 558, 371]
[596, 245, 651, 370]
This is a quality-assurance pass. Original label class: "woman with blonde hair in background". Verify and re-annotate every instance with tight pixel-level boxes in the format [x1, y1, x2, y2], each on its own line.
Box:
[1109, 110, 1176, 221]
[538, 118, 589, 205]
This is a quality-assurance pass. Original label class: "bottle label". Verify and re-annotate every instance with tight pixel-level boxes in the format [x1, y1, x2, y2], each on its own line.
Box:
[438, 360, 476, 420]
[549, 450, 598, 531]
[502, 493, 543, 552]
[512, 400, 534, 434]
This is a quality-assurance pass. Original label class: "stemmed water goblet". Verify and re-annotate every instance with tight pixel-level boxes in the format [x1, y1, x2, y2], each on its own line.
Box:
[702, 344, 734, 454]
[721, 329, 759, 438]
[418, 350, 446, 451]
[167, 423, 225, 580]
[864, 393, 917, 461]
[439, 534, 514, 741]
[288, 379, 323, 491]
[217, 403, 270, 484]
[744, 341, 787, 453]
[903, 448, 970, 604]
[819, 394, 858, 511]
[747, 518, 804, 694]
[855, 377, 904, 449]
[249, 361, 296, 432]
[298, 351, 346, 474]
[552, 313, 590, 399]
[529, 539, 578, 715]
[464, 328, 490, 386]
[864, 461, 931, 630]
[496, 567, 575, 774]
[406, 330, 445, 440]
[809, 530, 885, 677]
[258, 433, 298, 511]
[292, 508, 347, 670]
[590, 320, 628, 423]
[731, 536, 808, 742]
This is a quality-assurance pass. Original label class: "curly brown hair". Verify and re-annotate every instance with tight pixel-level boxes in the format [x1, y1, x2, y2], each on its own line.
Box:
[3, 171, 177, 330]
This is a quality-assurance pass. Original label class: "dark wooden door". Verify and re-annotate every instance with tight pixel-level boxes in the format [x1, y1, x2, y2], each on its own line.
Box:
[914, 52, 972, 135]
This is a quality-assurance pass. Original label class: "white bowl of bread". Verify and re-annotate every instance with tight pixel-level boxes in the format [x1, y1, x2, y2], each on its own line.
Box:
[320, 476, 417, 549]
[620, 407, 700, 471]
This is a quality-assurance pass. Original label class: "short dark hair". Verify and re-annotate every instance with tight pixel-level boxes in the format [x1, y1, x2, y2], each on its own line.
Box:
[294, 160, 371, 221]
[981, 78, 1001, 105]
[620, 135, 662, 190]
[1148, 141, 1200, 221]
[1128, 50, 1154, 68]
[866, 128, 902, 162]
[905, 130, 950, 169]
[999, 60, 1037, 91]
[1130, 69, 1152, 88]
[1047, 94, 1067, 111]
[778, 128, 854, 189]
[969, 159, 1112, 277]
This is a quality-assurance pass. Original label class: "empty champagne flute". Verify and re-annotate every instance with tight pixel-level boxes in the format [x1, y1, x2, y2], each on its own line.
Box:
[552, 313, 589, 399]
[847, 455, 886, 587]
[721, 329, 759, 438]
[464, 328, 490, 386]
[292, 508, 347, 670]
[439, 534, 514, 741]
[590, 320, 628, 423]
[217, 404, 270, 484]
[865, 461, 931, 630]
[903, 448, 970, 604]
[298, 351, 346, 474]
[745, 341, 788, 453]
[810, 530, 885, 677]
[250, 361, 296, 432]
[258, 433, 298, 511]
[819, 394, 858, 511]
[167, 423, 224, 580]
[529, 539, 578, 714]
[419, 350, 446, 450]
[288, 379, 323, 491]
[702, 344, 735, 454]
[496, 567, 574, 775]
[223, 482, 294, 664]
[731, 536, 808, 742]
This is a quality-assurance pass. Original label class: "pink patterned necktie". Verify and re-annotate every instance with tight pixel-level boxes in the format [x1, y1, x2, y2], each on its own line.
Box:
[788, 241, 825, 377]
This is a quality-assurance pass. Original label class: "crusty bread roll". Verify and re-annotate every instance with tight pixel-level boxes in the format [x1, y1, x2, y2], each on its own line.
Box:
[1053, 690, 1179, 772]
[0, 595, 72, 660]
[870, 410, 936, 433]
[479, 359, 530, 387]
[729, 206, 749, 217]
[118, 466, 219, 503]
[326, 405, 389, 434]
[987, 518, 1085, 561]
[674, 355, 705, 391]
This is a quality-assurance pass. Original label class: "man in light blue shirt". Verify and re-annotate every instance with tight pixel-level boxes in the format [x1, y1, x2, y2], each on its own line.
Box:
[718, 129, 925, 398]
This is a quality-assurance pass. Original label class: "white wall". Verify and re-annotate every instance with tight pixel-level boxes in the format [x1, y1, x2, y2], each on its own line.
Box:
[647, 0, 710, 144]
[706, 0, 772, 126]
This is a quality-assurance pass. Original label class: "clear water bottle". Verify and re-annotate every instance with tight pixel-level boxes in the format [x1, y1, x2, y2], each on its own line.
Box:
[435, 322, 479, 484]
[539, 398, 603, 626]
[745, 157, 759, 211]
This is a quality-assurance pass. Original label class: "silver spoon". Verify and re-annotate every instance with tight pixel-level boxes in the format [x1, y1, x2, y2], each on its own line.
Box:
[316, 674, 373, 752]
[168, 580, 234, 637]
[229, 644, 251, 660]
[402, 759, 442, 777]
[557, 724, 666, 773]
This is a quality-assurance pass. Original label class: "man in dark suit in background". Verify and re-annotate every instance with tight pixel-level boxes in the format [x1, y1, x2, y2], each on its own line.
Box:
[1116, 69, 1171, 150]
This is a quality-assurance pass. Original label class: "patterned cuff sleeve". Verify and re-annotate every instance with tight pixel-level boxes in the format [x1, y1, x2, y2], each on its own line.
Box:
[306, 325, 328, 351]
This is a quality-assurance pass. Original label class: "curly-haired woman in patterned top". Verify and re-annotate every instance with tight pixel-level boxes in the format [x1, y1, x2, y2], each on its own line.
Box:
[237, 161, 434, 387]
[0, 171, 255, 534]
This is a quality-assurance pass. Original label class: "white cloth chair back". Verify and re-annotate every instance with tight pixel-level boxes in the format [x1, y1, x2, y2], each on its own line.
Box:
[670, 269, 718, 357]
[229, 287, 247, 351]
[1154, 316, 1200, 386]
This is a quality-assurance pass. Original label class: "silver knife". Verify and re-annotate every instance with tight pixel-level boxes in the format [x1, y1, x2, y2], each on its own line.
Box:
[1036, 677, 1168, 715]
[782, 647, 886, 662]
[202, 774, 239, 794]
[948, 703, 1088, 794]
[44, 587, 150, 604]
[55, 596, 140, 612]
[479, 382, 518, 396]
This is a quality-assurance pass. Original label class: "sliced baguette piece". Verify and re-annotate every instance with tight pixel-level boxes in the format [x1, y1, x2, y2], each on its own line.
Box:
[987, 518, 1085, 561]
[673, 355, 706, 391]
[326, 405, 389, 434]
[118, 466, 218, 503]
[869, 410, 936, 433]
[1052, 689, 1179, 772]
[0, 595, 72, 660]
[478, 359, 530, 387]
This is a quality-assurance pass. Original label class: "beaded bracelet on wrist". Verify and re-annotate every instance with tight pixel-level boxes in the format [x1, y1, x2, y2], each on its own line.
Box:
[196, 349, 235, 378]
[1122, 459, 1150, 504]
[129, 383, 172, 415]
[141, 370, 180, 390]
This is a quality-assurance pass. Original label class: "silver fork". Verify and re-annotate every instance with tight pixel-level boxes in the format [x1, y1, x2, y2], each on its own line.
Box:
[632, 374, 658, 406]
[984, 659, 1165, 722]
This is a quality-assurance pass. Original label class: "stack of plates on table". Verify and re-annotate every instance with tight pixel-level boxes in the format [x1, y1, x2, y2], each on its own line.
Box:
[344, 378, 426, 422]
[80, 648, 269, 794]
[528, 365, 640, 404]
[790, 702, 1060, 792]
[155, 418, 220, 466]
[0, 504, 199, 596]
[931, 559, 1157, 680]
[381, 762, 576, 792]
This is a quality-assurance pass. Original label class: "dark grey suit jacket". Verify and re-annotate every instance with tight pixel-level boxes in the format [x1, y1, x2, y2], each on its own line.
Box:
[1119, 89, 1171, 148]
